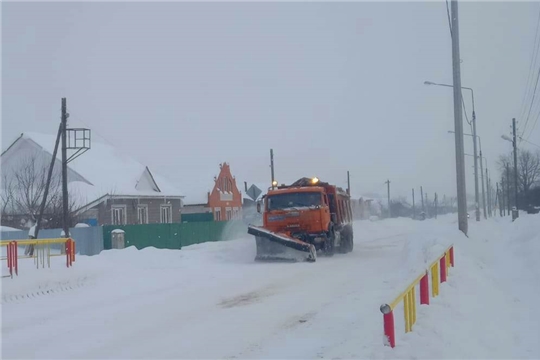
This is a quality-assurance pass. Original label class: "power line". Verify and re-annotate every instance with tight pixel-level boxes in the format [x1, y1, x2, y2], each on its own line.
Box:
[520, 6, 540, 137]
[522, 67, 540, 140]
[445, 0, 452, 38]
[518, 135, 540, 149]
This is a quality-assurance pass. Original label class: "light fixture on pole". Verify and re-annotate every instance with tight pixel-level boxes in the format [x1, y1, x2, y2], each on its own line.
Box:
[429, 80, 479, 222]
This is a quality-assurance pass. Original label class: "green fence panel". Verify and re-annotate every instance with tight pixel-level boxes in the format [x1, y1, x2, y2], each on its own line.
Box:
[103, 224, 182, 250]
[181, 213, 214, 223]
[102, 221, 248, 251]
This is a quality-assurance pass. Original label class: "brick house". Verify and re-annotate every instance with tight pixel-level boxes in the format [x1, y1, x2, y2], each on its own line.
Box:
[182, 162, 242, 221]
[1, 132, 184, 228]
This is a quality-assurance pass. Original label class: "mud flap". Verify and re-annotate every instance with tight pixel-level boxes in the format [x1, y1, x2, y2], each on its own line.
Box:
[248, 225, 317, 262]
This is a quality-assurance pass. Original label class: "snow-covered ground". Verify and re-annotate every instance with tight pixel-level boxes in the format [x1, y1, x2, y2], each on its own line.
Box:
[1, 213, 539, 359]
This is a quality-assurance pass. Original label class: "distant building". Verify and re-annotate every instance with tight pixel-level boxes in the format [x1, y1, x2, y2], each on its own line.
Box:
[209, 162, 242, 221]
[182, 162, 243, 222]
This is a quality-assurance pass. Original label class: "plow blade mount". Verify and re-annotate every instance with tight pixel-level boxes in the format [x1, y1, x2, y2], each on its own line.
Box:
[248, 225, 317, 262]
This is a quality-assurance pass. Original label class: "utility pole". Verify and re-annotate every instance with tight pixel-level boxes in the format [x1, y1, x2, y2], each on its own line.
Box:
[496, 182, 502, 217]
[61, 98, 70, 239]
[501, 177, 505, 216]
[421, 186, 425, 214]
[347, 171, 351, 196]
[425, 193, 429, 217]
[35, 124, 63, 239]
[385, 179, 391, 218]
[479, 150, 486, 219]
[512, 118, 519, 220]
[450, 0, 468, 235]
[270, 149, 275, 189]
[486, 169, 492, 217]
[434, 193, 438, 219]
[506, 162, 511, 215]
[471, 107, 480, 221]
[412, 188, 416, 219]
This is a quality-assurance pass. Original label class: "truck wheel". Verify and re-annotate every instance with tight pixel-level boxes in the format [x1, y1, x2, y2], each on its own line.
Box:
[346, 231, 354, 253]
[340, 227, 353, 254]
[324, 227, 335, 257]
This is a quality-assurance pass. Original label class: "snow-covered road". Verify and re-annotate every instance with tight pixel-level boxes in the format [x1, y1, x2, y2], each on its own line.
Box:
[2, 214, 539, 359]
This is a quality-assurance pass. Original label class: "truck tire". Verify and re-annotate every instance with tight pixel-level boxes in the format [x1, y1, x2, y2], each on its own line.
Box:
[324, 226, 335, 257]
[339, 226, 354, 254]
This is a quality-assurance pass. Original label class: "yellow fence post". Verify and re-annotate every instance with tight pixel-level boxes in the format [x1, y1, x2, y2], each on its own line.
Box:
[404, 290, 410, 333]
[431, 262, 439, 297]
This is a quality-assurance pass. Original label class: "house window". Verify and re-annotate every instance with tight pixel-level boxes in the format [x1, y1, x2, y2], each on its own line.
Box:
[226, 207, 232, 221]
[160, 204, 172, 223]
[214, 208, 221, 221]
[112, 205, 127, 225]
[137, 205, 148, 224]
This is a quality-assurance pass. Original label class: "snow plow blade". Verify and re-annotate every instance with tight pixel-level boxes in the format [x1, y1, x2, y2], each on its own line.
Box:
[248, 225, 317, 262]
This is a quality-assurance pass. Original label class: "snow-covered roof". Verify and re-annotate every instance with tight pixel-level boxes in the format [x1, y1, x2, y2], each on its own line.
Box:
[3, 132, 183, 209]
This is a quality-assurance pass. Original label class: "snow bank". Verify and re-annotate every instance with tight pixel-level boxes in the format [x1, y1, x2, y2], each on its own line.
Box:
[2, 214, 539, 359]
[376, 213, 540, 359]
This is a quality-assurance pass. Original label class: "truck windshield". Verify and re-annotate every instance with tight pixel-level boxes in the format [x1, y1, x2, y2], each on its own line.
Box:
[267, 192, 322, 211]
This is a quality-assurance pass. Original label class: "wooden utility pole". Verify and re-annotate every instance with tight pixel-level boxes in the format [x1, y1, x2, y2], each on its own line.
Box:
[412, 188, 416, 219]
[347, 171, 351, 196]
[61, 98, 69, 238]
[270, 149, 275, 189]
[385, 179, 391, 218]
[506, 162, 511, 215]
[434, 193, 438, 219]
[420, 186, 425, 213]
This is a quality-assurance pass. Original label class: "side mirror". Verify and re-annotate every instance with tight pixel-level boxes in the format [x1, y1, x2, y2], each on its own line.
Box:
[256, 202, 261, 213]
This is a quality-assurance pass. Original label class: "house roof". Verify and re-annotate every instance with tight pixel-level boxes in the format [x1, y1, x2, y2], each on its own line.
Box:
[3, 132, 183, 209]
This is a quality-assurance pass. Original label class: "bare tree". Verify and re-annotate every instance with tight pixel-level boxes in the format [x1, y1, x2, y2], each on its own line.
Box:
[498, 149, 540, 194]
[1, 153, 81, 230]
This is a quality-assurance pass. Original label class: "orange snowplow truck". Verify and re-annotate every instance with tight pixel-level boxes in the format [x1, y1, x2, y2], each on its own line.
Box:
[247, 177, 354, 262]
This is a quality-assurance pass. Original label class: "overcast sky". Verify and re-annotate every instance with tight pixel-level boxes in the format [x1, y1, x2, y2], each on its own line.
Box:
[2, 1, 539, 204]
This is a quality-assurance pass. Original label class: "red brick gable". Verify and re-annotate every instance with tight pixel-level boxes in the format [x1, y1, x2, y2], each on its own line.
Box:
[208, 162, 242, 221]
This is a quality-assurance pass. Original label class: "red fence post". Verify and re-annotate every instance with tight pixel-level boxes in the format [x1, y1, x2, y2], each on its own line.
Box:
[449, 246, 454, 267]
[440, 256, 447, 283]
[71, 238, 76, 262]
[66, 240, 71, 268]
[420, 272, 430, 305]
[13, 242, 18, 275]
[380, 304, 395, 348]
[7, 242, 12, 277]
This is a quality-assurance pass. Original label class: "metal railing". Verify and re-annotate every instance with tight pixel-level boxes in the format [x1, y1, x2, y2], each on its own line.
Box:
[380, 245, 455, 347]
[1, 238, 76, 279]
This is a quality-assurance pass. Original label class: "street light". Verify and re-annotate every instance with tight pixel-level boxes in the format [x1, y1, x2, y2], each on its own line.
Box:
[448, 130, 486, 219]
[429, 80, 480, 222]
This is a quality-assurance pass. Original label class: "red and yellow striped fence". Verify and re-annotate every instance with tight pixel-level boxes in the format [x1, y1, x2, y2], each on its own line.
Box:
[1, 238, 76, 279]
[379, 244, 455, 347]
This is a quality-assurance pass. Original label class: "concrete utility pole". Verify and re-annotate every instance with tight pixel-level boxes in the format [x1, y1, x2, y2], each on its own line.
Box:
[512, 118, 519, 220]
[385, 179, 391, 218]
[479, 149, 486, 219]
[270, 149, 275, 189]
[471, 98, 480, 221]
[61, 98, 70, 238]
[450, 0, 468, 235]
